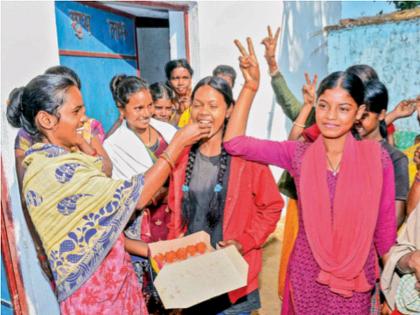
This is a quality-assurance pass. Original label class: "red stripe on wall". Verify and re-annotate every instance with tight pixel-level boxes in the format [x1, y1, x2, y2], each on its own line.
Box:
[1, 159, 29, 315]
[59, 49, 137, 60]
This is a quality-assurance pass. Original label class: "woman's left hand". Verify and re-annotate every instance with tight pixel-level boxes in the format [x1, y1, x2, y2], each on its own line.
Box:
[218, 239, 243, 255]
[234, 37, 260, 92]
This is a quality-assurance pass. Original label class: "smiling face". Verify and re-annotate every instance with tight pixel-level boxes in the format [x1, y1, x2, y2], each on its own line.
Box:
[153, 98, 174, 122]
[316, 87, 365, 139]
[121, 89, 153, 132]
[354, 110, 385, 139]
[190, 85, 232, 141]
[169, 67, 192, 97]
[46, 85, 87, 149]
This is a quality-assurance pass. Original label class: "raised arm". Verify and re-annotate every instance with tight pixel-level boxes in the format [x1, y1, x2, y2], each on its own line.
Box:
[288, 73, 317, 140]
[262, 26, 314, 123]
[224, 37, 260, 142]
[385, 97, 418, 125]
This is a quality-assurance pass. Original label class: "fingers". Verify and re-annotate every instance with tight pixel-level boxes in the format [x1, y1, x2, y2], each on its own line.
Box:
[304, 72, 310, 85]
[274, 27, 281, 42]
[313, 74, 318, 86]
[267, 25, 273, 38]
[234, 39, 248, 56]
[247, 37, 256, 56]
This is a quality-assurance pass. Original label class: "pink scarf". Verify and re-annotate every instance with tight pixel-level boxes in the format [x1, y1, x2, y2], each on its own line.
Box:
[300, 134, 383, 297]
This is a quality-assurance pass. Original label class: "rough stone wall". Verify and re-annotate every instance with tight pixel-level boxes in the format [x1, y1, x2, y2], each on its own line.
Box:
[327, 18, 420, 149]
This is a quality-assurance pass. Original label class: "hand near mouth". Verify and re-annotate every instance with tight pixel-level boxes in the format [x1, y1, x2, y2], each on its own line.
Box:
[175, 121, 212, 147]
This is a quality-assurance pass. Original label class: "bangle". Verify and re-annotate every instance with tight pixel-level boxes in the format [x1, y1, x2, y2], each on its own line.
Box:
[269, 69, 280, 78]
[90, 148, 98, 157]
[293, 122, 305, 129]
[160, 151, 174, 170]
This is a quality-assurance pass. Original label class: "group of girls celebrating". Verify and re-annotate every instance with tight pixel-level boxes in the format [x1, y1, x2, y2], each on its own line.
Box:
[6, 25, 419, 315]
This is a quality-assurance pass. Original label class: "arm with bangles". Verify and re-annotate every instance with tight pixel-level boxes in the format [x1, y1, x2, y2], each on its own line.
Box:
[135, 122, 210, 210]
[288, 73, 318, 140]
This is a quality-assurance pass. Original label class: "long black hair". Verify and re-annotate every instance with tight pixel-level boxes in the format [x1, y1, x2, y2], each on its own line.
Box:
[363, 80, 389, 139]
[109, 74, 149, 108]
[6, 74, 77, 138]
[181, 76, 234, 230]
[316, 71, 365, 139]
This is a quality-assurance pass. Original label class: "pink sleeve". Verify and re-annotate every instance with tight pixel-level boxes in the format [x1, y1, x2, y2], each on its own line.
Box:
[223, 136, 297, 173]
[374, 152, 397, 257]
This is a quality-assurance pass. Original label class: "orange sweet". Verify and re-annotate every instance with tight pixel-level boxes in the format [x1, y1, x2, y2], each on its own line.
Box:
[153, 253, 165, 265]
[176, 247, 188, 260]
[196, 242, 207, 254]
[186, 244, 197, 256]
[165, 250, 177, 263]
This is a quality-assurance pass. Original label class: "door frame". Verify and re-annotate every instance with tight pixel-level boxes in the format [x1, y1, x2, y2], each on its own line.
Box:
[1, 159, 29, 315]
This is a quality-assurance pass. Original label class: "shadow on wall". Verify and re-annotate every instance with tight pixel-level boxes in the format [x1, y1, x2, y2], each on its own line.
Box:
[267, 1, 342, 137]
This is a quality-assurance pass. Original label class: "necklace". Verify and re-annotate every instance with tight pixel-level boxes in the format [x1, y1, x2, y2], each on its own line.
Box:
[137, 126, 152, 147]
[326, 154, 341, 176]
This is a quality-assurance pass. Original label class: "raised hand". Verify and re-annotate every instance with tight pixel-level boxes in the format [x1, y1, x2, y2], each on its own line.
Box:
[393, 98, 417, 118]
[261, 26, 281, 72]
[234, 37, 260, 92]
[302, 73, 318, 107]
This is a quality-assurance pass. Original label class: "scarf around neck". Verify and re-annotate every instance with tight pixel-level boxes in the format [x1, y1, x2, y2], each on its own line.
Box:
[300, 134, 383, 297]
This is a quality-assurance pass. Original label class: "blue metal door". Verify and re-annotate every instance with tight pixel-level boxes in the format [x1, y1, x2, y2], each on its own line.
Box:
[1, 255, 14, 315]
[55, 1, 138, 132]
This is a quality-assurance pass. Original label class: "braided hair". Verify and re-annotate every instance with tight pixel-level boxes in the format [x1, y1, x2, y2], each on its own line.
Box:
[181, 76, 234, 230]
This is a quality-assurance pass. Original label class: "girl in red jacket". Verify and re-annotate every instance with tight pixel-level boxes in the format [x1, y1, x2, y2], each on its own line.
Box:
[167, 75, 283, 315]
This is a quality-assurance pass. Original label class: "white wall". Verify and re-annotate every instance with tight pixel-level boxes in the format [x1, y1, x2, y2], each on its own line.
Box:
[194, 1, 341, 179]
[1, 1, 60, 314]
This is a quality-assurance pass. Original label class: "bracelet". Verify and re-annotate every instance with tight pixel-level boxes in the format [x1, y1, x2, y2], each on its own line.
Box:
[90, 148, 98, 157]
[269, 69, 280, 78]
[293, 121, 305, 129]
[160, 151, 174, 170]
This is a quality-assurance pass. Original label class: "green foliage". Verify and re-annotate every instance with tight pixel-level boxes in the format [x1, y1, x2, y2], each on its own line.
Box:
[392, 1, 420, 10]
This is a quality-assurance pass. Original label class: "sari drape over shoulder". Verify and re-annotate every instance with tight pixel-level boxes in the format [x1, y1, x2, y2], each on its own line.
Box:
[22, 143, 144, 301]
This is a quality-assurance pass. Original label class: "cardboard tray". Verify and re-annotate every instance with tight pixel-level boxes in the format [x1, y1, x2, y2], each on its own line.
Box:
[148, 231, 249, 309]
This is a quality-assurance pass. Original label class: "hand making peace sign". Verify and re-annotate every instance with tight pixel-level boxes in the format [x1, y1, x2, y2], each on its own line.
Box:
[234, 37, 260, 92]
[261, 26, 281, 73]
[302, 73, 318, 107]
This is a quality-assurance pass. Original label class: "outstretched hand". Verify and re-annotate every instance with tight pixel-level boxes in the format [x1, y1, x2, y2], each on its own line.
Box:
[302, 73, 318, 107]
[261, 26, 281, 71]
[393, 98, 417, 118]
[234, 37, 260, 92]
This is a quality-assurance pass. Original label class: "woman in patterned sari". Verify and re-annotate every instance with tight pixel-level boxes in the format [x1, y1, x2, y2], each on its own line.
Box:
[6, 73, 211, 314]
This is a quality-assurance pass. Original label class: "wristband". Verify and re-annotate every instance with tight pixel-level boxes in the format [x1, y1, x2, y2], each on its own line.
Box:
[293, 122, 305, 129]
[160, 152, 174, 170]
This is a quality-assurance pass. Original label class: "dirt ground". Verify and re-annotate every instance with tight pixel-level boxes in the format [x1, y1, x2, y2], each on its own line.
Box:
[254, 215, 285, 315]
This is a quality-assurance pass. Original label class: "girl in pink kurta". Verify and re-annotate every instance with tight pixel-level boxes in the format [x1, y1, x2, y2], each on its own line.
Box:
[223, 41, 397, 315]
[224, 137, 396, 314]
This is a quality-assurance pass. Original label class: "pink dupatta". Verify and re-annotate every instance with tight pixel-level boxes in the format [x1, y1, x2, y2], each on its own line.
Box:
[300, 134, 383, 297]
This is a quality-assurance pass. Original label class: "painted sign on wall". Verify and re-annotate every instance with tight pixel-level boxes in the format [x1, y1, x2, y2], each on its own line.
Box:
[55, 1, 138, 132]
